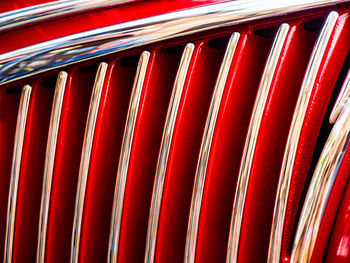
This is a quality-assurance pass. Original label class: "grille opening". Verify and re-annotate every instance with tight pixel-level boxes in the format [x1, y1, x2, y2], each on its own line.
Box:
[120, 54, 140, 67]
[161, 44, 185, 55]
[254, 25, 278, 39]
[6, 85, 22, 94]
[303, 16, 325, 33]
[79, 63, 98, 73]
[208, 35, 229, 50]
[42, 75, 58, 89]
[288, 48, 350, 253]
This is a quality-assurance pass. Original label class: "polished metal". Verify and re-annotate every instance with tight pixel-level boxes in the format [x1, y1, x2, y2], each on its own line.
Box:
[330, 70, 350, 124]
[108, 51, 150, 263]
[70, 62, 108, 263]
[144, 43, 195, 263]
[4, 84, 32, 263]
[184, 32, 240, 263]
[0, 0, 134, 33]
[0, 0, 348, 86]
[268, 11, 338, 263]
[226, 23, 290, 263]
[37, 71, 68, 263]
[290, 87, 350, 262]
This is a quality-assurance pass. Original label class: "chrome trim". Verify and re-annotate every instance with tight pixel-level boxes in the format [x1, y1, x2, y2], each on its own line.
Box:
[184, 32, 240, 263]
[4, 84, 32, 263]
[290, 98, 350, 262]
[0, 0, 134, 33]
[226, 23, 290, 263]
[0, 0, 348, 86]
[268, 12, 338, 263]
[330, 70, 350, 124]
[144, 43, 195, 263]
[37, 71, 68, 263]
[70, 62, 108, 263]
[108, 50, 150, 263]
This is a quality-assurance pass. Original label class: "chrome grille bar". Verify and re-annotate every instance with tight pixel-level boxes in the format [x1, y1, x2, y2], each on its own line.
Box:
[70, 62, 108, 263]
[4, 84, 32, 263]
[36, 71, 68, 263]
[0, 0, 348, 85]
[226, 23, 290, 263]
[184, 32, 240, 263]
[268, 11, 338, 263]
[290, 71, 350, 262]
[144, 43, 195, 263]
[108, 51, 150, 263]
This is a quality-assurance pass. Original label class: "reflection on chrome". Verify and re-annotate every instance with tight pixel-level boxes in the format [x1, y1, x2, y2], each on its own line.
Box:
[226, 23, 290, 263]
[184, 32, 240, 263]
[108, 51, 150, 263]
[4, 85, 32, 263]
[70, 62, 108, 263]
[0, 0, 134, 33]
[0, 0, 348, 85]
[37, 72, 68, 263]
[145, 43, 195, 263]
[268, 11, 338, 263]
[330, 70, 350, 124]
[290, 79, 350, 262]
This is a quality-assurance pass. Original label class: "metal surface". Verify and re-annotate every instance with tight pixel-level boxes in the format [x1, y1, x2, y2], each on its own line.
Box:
[0, 0, 134, 33]
[144, 43, 195, 263]
[0, 0, 348, 86]
[4, 85, 32, 263]
[108, 51, 150, 263]
[226, 23, 290, 263]
[36, 71, 68, 263]
[184, 32, 240, 263]
[330, 70, 350, 124]
[268, 11, 338, 263]
[70, 62, 108, 263]
[290, 81, 350, 262]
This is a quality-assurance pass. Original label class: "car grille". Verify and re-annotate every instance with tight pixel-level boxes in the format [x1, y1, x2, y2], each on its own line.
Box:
[0, 1, 350, 263]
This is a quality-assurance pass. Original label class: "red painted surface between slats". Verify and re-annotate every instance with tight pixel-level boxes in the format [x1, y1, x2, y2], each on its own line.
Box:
[281, 11, 350, 262]
[12, 80, 54, 263]
[79, 57, 138, 263]
[117, 47, 181, 263]
[154, 39, 224, 263]
[0, 87, 21, 259]
[45, 66, 96, 263]
[195, 29, 274, 263]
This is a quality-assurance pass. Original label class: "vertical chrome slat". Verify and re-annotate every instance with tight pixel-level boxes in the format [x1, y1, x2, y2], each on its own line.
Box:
[4, 84, 32, 263]
[184, 32, 240, 263]
[290, 73, 350, 262]
[36, 71, 68, 263]
[268, 12, 338, 263]
[144, 43, 195, 263]
[226, 23, 290, 263]
[70, 62, 108, 263]
[107, 51, 150, 263]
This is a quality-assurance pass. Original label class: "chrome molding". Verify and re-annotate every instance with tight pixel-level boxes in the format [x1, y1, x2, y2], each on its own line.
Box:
[0, 0, 134, 33]
[108, 50, 150, 263]
[330, 70, 350, 124]
[290, 77, 350, 262]
[226, 23, 290, 263]
[184, 32, 240, 263]
[268, 12, 338, 263]
[37, 71, 68, 263]
[144, 43, 195, 263]
[0, 0, 348, 86]
[70, 62, 108, 263]
[4, 84, 32, 263]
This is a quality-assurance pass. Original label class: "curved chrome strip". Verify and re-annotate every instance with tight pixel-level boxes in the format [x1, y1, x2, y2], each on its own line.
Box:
[0, 0, 134, 33]
[0, 0, 348, 86]
[268, 12, 338, 263]
[4, 85, 32, 263]
[108, 51, 150, 263]
[36, 71, 68, 263]
[290, 92, 350, 262]
[226, 23, 290, 263]
[330, 70, 350, 124]
[144, 43, 195, 263]
[70, 62, 108, 263]
[184, 32, 240, 263]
